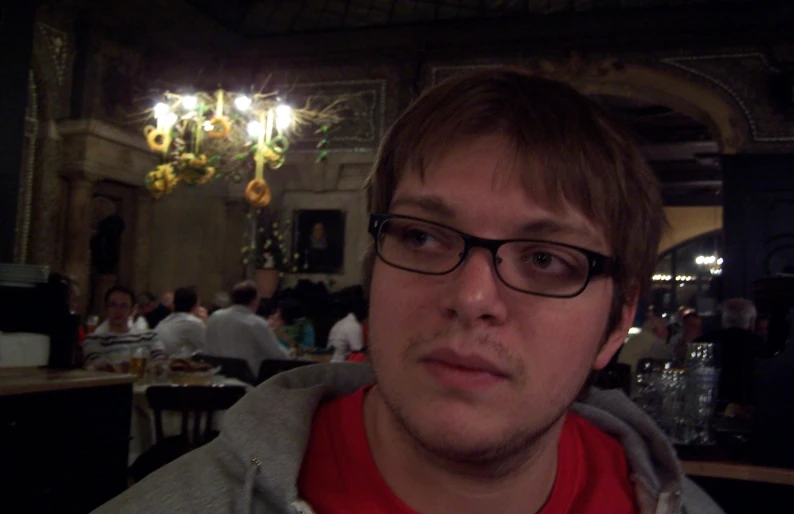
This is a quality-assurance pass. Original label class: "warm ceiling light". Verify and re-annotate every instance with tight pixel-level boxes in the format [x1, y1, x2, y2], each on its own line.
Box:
[235, 96, 252, 111]
[182, 95, 198, 110]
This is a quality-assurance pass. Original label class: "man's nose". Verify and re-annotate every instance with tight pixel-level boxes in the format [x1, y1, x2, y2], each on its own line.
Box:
[440, 247, 509, 326]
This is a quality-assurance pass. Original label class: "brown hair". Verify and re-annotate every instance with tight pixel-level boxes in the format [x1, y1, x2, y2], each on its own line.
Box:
[230, 280, 258, 306]
[362, 67, 666, 333]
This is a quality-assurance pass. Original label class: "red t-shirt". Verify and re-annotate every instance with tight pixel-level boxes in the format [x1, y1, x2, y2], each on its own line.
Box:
[298, 387, 637, 514]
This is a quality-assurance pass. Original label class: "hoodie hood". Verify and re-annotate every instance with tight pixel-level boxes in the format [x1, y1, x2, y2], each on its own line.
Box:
[93, 363, 722, 514]
[221, 363, 375, 512]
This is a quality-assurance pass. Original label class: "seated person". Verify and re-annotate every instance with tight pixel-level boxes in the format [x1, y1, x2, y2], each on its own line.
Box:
[205, 280, 290, 376]
[328, 296, 368, 362]
[155, 286, 206, 356]
[617, 314, 674, 379]
[94, 304, 150, 334]
[697, 297, 763, 409]
[143, 291, 173, 329]
[268, 297, 315, 355]
[83, 285, 166, 372]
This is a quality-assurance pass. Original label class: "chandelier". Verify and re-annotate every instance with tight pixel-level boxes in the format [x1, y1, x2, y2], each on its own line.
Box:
[141, 89, 343, 207]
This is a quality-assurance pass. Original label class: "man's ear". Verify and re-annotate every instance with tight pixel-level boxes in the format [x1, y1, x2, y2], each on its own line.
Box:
[593, 290, 639, 371]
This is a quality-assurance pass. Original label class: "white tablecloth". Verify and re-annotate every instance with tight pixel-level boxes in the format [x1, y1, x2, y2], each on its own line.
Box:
[129, 377, 252, 465]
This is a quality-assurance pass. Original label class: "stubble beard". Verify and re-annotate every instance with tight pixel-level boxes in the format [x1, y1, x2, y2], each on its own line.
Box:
[370, 326, 571, 482]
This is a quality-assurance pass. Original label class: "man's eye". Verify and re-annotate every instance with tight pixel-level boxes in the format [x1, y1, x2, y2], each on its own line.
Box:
[405, 229, 432, 245]
[530, 252, 554, 269]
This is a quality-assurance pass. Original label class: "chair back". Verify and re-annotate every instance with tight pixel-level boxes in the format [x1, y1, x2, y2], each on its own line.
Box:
[145, 385, 246, 447]
[258, 358, 315, 384]
[193, 353, 257, 385]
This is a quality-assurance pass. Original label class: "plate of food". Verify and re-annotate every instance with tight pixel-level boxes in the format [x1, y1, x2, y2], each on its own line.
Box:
[168, 358, 221, 385]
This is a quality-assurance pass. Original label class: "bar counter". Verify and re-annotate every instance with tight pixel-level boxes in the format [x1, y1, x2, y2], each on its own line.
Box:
[0, 366, 135, 512]
[0, 366, 136, 395]
[683, 460, 794, 486]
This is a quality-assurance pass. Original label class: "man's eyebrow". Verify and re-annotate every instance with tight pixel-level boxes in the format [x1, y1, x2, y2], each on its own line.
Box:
[517, 218, 598, 243]
[389, 195, 456, 218]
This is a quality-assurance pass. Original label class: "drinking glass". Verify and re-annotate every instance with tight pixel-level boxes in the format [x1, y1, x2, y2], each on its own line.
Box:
[685, 342, 720, 444]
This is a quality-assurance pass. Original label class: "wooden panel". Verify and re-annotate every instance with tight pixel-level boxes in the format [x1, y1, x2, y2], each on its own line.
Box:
[149, 186, 228, 301]
[722, 155, 794, 299]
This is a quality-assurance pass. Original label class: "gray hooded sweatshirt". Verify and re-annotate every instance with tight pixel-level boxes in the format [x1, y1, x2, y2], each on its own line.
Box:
[94, 363, 724, 514]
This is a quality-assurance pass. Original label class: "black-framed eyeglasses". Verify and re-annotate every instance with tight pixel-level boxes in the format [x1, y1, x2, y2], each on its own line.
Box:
[368, 213, 617, 298]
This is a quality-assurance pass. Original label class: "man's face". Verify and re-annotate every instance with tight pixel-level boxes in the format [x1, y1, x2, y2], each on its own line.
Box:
[368, 135, 635, 461]
[162, 292, 174, 311]
[106, 291, 133, 330]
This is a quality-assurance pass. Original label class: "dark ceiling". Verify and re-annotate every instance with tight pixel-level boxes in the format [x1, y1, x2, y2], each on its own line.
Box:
[183, 0, 755, 37]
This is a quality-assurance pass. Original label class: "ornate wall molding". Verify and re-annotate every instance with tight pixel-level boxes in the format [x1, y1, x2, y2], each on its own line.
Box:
[660, 52, 794, 145]
[14, 70, 39, 264]
[274, 79, 388, 153]
[36, 23, 68, 87]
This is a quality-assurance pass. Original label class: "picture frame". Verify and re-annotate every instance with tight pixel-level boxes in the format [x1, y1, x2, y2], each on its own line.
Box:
[293, 209, 346, 274]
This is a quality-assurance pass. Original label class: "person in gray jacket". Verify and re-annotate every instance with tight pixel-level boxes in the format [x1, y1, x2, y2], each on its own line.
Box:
[94, 68, 722, 513]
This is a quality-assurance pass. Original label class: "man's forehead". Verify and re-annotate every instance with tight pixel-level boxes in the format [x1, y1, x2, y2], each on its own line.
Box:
[109, 292, 131, 304]
[394, 168, 606, 242]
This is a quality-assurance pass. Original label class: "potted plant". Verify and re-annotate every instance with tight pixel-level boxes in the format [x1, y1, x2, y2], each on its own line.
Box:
[242, 206, 305, 298]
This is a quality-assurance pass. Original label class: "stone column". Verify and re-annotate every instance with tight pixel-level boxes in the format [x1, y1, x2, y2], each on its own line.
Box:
[131, 190, 153, 295]
[62, 171, 97, 315]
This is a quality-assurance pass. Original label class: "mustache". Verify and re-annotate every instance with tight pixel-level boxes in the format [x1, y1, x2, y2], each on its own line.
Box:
[404, 326, 525, 376]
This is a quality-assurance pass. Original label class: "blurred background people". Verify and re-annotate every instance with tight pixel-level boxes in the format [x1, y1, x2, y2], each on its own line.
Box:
[618, 314, 674, 380]
[328, 294, 368, 363]
[697, 298, 762, 409]
[669, 310, 703, 365]
[155, 286, 206, 356]
[205, 280, 289, 376]
[82, 286, 165, 372]
[268, 297, 315, 356]
[144, 291, 173, 329]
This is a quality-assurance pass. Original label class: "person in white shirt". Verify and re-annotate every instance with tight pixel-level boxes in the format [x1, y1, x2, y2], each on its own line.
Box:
[205, 280, 289, 376]
[155, 286, 206, 356]
[83, 285, 166, 372]
[617, 314, 674, 392]
[328, 296, 369, 362]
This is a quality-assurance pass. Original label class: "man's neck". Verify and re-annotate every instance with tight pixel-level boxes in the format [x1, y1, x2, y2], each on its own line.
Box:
[363, 386, 562, 514]
[108, 324, 129, 334]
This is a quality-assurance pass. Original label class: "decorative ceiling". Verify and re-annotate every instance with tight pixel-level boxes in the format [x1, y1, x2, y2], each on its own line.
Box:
[593, 94, 721, 205]
[183, 0, 756, 37]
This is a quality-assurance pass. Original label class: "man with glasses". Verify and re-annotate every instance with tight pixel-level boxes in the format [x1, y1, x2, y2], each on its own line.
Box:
[94, 69, 721, 513]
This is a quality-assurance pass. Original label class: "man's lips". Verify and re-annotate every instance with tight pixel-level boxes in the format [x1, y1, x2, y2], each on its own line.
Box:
[421, 348, 510, 378]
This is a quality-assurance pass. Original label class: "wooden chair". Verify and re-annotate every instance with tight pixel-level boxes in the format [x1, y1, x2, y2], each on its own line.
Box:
[193, 354, 257, 385]
[146, 385, 246, 447]
[257, 358, 315, 384]
[130, 385, 246, 482]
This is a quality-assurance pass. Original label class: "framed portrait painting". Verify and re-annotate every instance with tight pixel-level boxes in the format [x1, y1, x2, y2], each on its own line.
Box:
[294, 209, 346, 274]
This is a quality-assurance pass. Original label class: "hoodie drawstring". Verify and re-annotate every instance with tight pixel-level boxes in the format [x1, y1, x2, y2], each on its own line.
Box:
[237, 457, 261, 514]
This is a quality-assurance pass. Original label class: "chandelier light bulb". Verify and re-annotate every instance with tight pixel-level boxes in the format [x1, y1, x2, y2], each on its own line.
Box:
[162, 112, 178, 127]
[235, 96, 252, 111]
[275, 104, 292, 132]
[182, 95, 198, 110]
[153, 102, 170, 119]
[247, 120, 263, 137]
